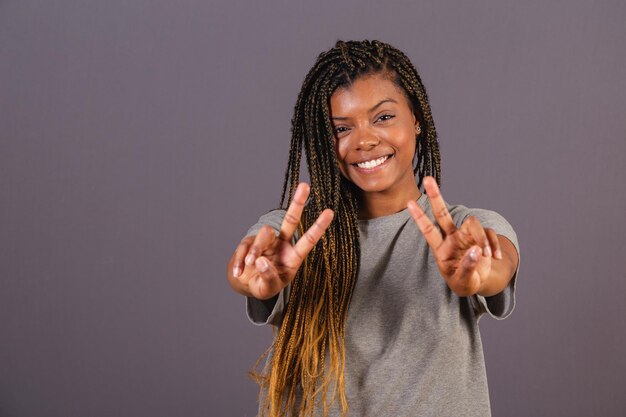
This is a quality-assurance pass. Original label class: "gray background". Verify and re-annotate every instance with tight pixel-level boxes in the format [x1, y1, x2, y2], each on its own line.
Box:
[1, 0, 625, 416]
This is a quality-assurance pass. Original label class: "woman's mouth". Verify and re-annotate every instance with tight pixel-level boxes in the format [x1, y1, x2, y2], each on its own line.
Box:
[354, 155, 391, 169]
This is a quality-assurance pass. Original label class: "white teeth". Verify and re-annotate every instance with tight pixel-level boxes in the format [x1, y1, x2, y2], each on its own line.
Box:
[357, 156, 388, 169]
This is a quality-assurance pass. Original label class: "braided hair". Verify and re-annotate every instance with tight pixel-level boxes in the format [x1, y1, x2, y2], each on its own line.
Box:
[255, 40, 441, 417]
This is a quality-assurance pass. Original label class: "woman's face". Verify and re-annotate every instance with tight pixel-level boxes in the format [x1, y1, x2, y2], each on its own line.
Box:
[330, 73, 420, 205]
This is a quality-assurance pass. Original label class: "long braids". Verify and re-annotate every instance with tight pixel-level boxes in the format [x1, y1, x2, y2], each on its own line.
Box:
[257, 40, 441, 417]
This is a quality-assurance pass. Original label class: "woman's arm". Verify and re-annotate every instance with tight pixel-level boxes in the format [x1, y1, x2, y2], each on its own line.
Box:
[477, 235, 518, 297]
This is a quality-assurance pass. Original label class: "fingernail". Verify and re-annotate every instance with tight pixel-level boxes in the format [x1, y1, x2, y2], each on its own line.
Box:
[469, 247, 479, 262]
[484, 245, 492, 258]
[245, 254, 255, 266]
[495, 249, 503, 260]
[257, 258, 269, 272]
[233, 266, 242, 278]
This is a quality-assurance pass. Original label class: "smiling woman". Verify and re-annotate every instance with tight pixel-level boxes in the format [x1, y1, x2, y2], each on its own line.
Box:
[226, 40, 519, 417]
[331, 74, 422, 219]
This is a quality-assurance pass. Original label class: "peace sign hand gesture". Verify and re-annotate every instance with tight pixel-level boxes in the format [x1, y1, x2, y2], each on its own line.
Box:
[227, 183, 334, 300]
[408, 177, 515, 298]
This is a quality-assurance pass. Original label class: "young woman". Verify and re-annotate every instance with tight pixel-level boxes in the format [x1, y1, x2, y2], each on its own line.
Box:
[227, 40, 520, 417]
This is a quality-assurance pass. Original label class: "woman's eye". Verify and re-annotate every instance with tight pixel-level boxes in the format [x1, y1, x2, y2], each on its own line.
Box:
[377, 114, 395, 122]
[333, 126, 349, 135]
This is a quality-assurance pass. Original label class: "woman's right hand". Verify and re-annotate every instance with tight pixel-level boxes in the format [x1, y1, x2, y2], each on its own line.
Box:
[227, 183, 334, 300]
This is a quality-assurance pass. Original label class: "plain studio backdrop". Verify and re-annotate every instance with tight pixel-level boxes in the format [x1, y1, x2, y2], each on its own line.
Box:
[1, 0, 625, 416]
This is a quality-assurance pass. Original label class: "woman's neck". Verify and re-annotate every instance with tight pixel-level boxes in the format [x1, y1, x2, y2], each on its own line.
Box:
[357, 185, 421, 220]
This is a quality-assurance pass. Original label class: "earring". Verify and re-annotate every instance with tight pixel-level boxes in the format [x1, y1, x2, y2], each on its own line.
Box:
[415, 124, 421, 135]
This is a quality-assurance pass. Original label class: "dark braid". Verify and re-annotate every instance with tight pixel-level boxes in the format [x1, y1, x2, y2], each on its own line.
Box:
[257, 40, 441, 417]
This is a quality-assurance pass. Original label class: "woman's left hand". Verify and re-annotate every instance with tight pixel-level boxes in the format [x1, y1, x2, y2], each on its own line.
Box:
[407, 176, 504, 297]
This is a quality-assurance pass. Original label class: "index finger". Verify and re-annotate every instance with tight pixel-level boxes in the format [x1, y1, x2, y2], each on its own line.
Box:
[423, 176, 456, 236]
[292, 209, 334, 262]
[408, 200, 443, 249]
[278, 183, 309, 242]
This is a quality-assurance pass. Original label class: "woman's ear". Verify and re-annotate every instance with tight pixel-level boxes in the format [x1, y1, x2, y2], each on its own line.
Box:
[411, 111, 419, 134]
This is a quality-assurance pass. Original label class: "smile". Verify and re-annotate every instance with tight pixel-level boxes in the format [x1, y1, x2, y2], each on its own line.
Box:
[355, 155, 391, 169]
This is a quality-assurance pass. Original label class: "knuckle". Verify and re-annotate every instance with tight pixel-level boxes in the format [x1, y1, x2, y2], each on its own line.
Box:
[436, 207, 449, 219]
[312, 220, 325, 232]
[304, 231, 317, 245]
[265, 270, 279, 282]
[259, 225, 274, 235]
[257, 268, 269, 280]
[422, 223, 436, 235]
[284, 212, 299, 225]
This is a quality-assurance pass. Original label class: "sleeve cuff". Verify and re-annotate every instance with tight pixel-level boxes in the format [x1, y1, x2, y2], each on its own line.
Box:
[473, 267, 518, 320]
[246, 285, 290, 327]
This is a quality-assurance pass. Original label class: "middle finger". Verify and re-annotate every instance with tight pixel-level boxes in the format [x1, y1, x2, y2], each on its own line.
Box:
[278, 182, 309, 243]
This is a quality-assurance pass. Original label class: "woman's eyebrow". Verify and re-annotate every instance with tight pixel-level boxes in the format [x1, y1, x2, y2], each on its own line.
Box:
[331, 98, 398, 120]
[369, 98, 397, 112]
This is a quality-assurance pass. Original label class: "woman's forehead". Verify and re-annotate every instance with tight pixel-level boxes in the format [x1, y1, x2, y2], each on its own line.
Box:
[330, 74, 410, 114]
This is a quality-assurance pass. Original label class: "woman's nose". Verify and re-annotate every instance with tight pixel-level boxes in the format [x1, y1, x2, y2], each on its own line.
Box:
[356, 129, 380, 150]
